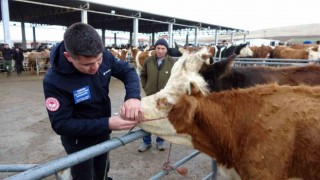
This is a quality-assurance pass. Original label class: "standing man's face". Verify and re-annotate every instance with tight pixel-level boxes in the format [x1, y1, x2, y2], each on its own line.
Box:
[63, 52, 103, 75]
[155, 45, 167, 58]
[4, 44, 9, 49]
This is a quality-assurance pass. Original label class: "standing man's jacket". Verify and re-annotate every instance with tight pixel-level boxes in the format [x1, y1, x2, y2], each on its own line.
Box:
[43, 42, 141, 146]
[2, 48, 13, 60]
[140, 54, 175, 96]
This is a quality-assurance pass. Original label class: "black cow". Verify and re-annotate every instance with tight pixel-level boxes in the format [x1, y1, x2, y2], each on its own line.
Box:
[167, 42, 183, 57]
[214, 43, 253, 60]
[200, 54, 320, 92]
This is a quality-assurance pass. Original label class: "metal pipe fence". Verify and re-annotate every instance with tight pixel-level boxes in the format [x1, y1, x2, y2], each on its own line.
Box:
[4, 130, 149, 180]
[2, 129, 217, 180]
[214, 57, 320, 67]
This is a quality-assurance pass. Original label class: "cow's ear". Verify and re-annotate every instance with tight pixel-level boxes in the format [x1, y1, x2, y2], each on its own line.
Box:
[214, 54, 236, 79]
[188, 81, 208, 96]
[189, 82, 201, 95]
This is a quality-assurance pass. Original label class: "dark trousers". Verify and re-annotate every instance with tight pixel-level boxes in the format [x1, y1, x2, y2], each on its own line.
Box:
[61, 136, 110, 180]
[15, 60, 23, 74]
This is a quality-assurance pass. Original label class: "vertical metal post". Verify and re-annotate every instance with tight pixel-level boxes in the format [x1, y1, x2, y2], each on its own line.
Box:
[133, 18, 139, 47]
[1, 0, 12, 47]
[214, 29, 219, 45]
[168, 23, 173, 48]
[21, 21, 27, 50]
[32, 26, 37, 49]
[194, 27, 198, 46]
[81, 10, 88, 24]
[151, 32, 155, 45]
[101, 29, 105, 47]
[211, 159, 217, 180]
[114, 33, 117, 47]
[185, 34, 189, 47]
[231, 32, 234, 44]
[129, 31, 133, 46]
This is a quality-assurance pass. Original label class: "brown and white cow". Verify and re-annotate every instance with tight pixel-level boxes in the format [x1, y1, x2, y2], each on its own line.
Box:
[27, 50, 50, 74]
[272, 46, 320, 61]
[249, 45, 274, 58]
[133, 48, 155, 75]
[140, 81, 320, 179]
[137, 46, 320, 179]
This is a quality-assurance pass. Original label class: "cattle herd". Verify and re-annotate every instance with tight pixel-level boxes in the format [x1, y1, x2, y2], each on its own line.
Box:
[4, 42, 319, 76]
[136, 46, 320, 179]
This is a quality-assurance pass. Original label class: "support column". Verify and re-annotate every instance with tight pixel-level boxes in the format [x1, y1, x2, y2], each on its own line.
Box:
[133, 18, 139, 47]
[151, 32, 155, 45]
[194, 27, 198, 46]
[243, 32, 247, 42]
[32, 26, 37, 49]
[214, 29, 219, 45]
[230, 32, 234, 44]
[129, 31, 133, 47]
[168, 23, 173, 48]
[185, 34, 189, 47]
[21, 21, 27, 50]
[1, 0, 12, 47]
[113, 33, 117, 47]
[80, 3, 89, 24]
[101, 29, 105, 47]
[81, 10, 88, 24]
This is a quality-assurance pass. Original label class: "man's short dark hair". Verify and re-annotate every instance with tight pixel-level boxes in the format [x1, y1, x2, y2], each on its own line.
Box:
[64, 22, 104, 58]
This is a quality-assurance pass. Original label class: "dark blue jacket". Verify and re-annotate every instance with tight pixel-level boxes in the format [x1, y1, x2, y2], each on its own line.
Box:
[43, 42, 141, 145]
[2, 48, 13, 60]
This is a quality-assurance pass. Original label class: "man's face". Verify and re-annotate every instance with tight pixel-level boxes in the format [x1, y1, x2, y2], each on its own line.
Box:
[4, 44, 9, 49]
[155, 45, 167, 58]
[64, 52, 103, 75]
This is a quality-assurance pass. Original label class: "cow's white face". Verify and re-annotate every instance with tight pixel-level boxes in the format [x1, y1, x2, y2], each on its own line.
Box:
[308, 49, 320, 61]
[138, 47, 210, 146]
[238, 46, 253, 57]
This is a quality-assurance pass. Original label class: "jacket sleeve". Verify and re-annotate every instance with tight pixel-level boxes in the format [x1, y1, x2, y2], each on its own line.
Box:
[108, 52, 141, 101]
[43, 79, 110, 137]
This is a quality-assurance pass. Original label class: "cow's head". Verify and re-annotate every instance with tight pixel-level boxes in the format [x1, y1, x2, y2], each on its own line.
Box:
[138, 47, 211, 146]
[237, 43, 253, 57]
[307, 47, 320, 61]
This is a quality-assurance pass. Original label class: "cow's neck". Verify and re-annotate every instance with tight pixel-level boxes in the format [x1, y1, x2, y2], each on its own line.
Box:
[190, 94, 261, 167]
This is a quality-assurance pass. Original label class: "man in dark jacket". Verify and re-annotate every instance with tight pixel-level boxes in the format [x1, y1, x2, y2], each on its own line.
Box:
[43, 22, 142, 180]
[13, 47, 24, 75]
[138, 38, 176, 152]
[1, 44, 13, 77]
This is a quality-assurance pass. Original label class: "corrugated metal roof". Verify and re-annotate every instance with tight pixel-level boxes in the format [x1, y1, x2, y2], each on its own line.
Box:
[1, 0, 246, 33]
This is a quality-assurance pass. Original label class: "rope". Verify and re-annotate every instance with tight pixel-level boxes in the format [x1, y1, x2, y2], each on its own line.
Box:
[162, 143, 173, 174]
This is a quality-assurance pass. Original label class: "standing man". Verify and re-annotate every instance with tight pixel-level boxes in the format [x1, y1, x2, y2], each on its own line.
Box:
[43, 22, 142, 180]
[13, 47, 24, 76]
[1, 44, 13, 77]
[138, 38, 176, 152]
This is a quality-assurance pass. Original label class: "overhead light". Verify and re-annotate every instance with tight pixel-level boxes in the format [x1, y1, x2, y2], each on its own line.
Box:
[111, 10, 115, 14]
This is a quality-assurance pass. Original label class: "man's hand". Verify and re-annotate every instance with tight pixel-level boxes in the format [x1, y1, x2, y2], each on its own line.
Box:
[120, 98, 144, 120]
[109, 116, 138, 130]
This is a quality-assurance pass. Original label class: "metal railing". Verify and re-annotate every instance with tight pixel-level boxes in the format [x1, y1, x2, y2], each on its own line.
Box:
[35, 58, 51, 75]
[1, 129, 217, 180]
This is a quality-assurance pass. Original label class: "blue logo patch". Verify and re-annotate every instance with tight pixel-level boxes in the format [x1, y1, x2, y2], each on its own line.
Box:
[73, 86, 91, 104]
